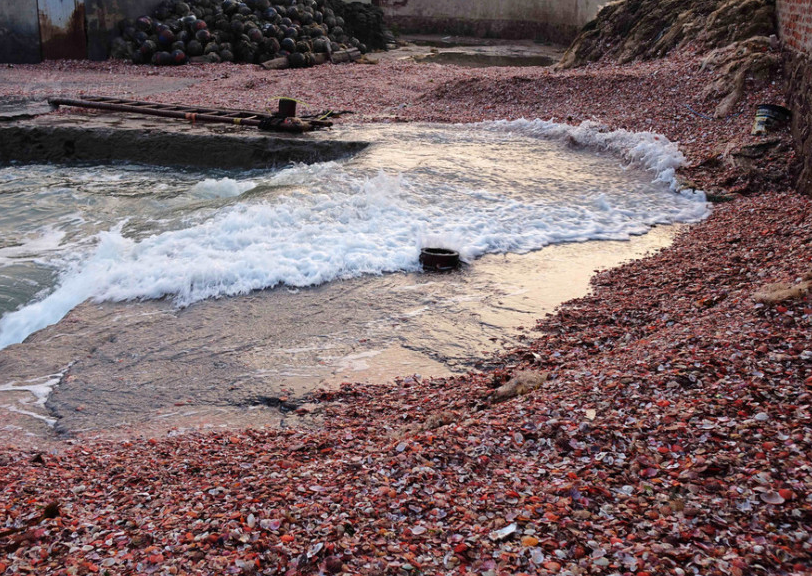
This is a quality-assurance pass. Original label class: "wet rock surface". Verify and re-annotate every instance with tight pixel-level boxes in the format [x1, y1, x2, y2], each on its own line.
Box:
[559, 0, 776, 68]
[0, 231, 678, 440]
[0, 113, 367, 168]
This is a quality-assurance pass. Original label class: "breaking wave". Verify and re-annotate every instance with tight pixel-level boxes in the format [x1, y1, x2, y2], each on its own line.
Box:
[0, 121, 708, 349]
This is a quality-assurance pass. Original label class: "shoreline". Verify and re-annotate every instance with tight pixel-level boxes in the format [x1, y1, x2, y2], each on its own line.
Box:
[0, 44, 795, 195]
[0, 115, 704, 443]
[0, 44, 810, 575]
[0, 225, 685, 448]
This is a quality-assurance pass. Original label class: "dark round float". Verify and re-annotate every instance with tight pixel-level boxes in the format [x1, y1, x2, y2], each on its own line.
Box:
[419, 248, 460, 272]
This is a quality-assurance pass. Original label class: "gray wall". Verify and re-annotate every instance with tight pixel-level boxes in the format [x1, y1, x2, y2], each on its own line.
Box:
[1, 0, 607, 63]
[0, 0, 41, 63]
[380, 0, 610, 43]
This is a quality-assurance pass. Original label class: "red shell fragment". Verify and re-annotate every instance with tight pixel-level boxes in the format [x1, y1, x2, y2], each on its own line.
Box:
[0, 37, 809, 576]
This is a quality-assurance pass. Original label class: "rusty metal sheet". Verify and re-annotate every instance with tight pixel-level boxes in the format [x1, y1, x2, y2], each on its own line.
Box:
[38, 0, 87, 60]
[0, 0, 42, 63]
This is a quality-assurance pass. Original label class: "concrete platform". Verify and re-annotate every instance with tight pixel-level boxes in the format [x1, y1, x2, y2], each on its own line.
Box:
[0, 110, 369, 169]
[0, 96, 54, 120]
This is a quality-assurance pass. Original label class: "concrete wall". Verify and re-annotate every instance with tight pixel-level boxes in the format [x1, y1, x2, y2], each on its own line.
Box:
[776, 0, 812, 196]
[0, 0, 41, 63]
[3, 0, 606, 62]
[376, 0, 609, 44]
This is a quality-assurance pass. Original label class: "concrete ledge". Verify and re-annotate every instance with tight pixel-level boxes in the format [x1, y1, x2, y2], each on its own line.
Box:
[0, 115, 369, 169]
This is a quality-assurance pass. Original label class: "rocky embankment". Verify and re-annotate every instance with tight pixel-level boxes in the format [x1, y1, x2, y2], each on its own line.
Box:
[0, 193, 808, 574]
[0, 0, 810, 572]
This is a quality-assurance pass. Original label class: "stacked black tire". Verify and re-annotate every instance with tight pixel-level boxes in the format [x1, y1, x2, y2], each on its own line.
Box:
[110, 0, 388, 66]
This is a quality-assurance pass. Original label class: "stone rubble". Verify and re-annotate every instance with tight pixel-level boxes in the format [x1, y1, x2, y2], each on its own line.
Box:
[0, 30, 809, 576]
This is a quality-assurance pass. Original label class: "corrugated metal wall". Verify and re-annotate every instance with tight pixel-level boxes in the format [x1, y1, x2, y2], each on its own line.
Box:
[0, 0, 154, 63]
[0, 0, 42, 63]
[38, 0, 87, 60]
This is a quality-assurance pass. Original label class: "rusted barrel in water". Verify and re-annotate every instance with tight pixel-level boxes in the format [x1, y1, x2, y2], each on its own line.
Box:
[420, 248, 460, 272]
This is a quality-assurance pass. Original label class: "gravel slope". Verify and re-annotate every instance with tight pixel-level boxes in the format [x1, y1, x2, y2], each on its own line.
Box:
[0, 49, 809, 575]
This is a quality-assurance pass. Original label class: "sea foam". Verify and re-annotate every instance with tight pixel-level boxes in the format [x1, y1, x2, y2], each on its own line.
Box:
[480, 119, 694, 193]
[188, 177, 256, 199]
[0, 227, 67, 265]
[0, 121, 709, 349]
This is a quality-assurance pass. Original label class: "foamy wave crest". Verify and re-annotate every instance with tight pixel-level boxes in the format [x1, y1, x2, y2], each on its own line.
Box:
[0, 172, 416, 347]
[480, 119, 696, 194]
[0, 123, 710, 349]
[188, 177, 256, 199]
[0, 227, 67, 265]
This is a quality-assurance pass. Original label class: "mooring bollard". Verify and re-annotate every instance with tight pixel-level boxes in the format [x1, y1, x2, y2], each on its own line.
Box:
[278, 98, 297, 118]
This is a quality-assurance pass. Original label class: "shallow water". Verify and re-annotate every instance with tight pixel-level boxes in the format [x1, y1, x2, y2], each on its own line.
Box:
[0, 121, 705, 348]
[0, 227, 683, 446]
[0, 120, 707, 441]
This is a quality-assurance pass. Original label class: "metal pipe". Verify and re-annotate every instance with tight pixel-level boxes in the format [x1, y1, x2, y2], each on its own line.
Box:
[48, 98, 331, 132]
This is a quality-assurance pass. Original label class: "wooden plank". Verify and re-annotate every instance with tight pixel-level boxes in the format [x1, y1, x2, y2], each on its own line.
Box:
[38, 0, 87, 60]
[331, 48, 361, 63]
[53, 95, 284, 123]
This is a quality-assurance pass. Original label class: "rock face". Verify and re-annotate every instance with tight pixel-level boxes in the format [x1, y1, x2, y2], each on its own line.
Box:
[489, 370, 548, 403]
[753, 269, 812, 303]
[699, 36, 782, 117]
[558, 0, 776, 68]
[785, 51, 812, 196]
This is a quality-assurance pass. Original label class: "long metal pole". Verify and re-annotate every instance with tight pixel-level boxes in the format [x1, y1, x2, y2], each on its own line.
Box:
[48, 98, 331, 132]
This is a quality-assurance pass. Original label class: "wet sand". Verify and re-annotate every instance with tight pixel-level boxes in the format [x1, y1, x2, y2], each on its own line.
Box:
[0, 226, 681, 447]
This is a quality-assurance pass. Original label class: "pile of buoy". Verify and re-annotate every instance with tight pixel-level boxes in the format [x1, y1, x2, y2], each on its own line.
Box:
[110, 0, 390, 67]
